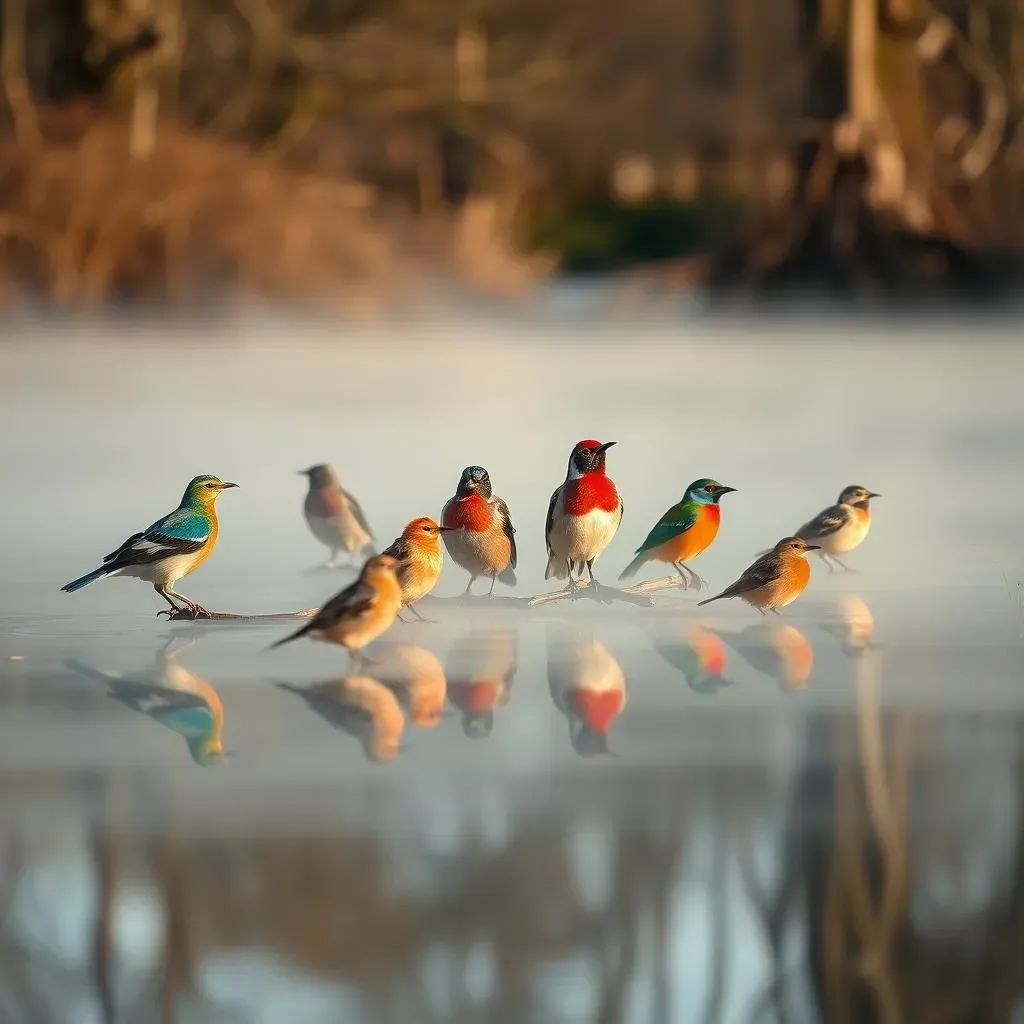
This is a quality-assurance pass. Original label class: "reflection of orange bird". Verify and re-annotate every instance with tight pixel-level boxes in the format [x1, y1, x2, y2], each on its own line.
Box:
[547, 626, 628, 756]
[276, 676, 405, 762]
[698, 537, 819, 614]
[444, 629, 518, 738]
[648, 618, 734, 693]
[373, 642, 448, 727]
[383, 517, 453, 622]
[709, 622, 814, 692]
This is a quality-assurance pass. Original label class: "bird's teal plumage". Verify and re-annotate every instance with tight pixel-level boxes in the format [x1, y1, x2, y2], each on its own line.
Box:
[61, 474, 236, 616]
[633, 499, 701, 555]
[634, 480, 724, 554]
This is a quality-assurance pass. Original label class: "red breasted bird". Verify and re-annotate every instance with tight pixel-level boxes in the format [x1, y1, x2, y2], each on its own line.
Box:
[299, 464, 376, 568]
[382, 517, 452, 622]
[697, 537, 820, 614]
[441, 466, 517, 596]
[545, 440, 622, 593]
[444, 629, 518, 739]
[269, 553, 402, 664]
[547, 625, 627, 756]
[619, 478, 736, 588]
[794, 485, 880, 572]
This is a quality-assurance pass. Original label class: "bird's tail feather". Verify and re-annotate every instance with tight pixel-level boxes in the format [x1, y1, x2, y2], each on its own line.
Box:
[268, 623, 312, 651]
[498, 565, 517, 586]
[618, 551, 647, 582]
[544, 555, 567, 581]
[61, 565, 112, 593]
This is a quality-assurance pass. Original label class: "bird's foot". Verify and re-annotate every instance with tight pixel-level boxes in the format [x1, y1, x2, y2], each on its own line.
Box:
[590, 581, 614, 605]
[563, 577, 585, 601]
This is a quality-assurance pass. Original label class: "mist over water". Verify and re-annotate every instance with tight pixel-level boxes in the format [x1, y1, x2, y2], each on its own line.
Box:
[1, 312, 1023, 1023]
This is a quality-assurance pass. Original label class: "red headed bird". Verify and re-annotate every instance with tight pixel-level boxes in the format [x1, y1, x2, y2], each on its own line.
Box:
[545, 440, 622, 595]
[441, 466, 517, 596]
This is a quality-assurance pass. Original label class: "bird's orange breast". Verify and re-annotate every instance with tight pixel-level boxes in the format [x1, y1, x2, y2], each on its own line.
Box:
[654, 505, 720, 562]
[567, 688, 624, 734]
[443, 495, 493, 532]
[448, 679, 500, 713]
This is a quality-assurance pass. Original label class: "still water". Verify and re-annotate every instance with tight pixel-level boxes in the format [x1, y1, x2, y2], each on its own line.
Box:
[1, 316, 1023, 1023]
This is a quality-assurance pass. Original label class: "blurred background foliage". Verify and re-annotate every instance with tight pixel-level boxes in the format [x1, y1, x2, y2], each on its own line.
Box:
[2, 0, 1024, 309]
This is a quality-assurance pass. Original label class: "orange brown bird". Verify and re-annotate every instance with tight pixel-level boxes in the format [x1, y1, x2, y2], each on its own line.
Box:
[697, 536, 819, 614]
[269, 553, 402, 665]
[382, 517, 452, 623]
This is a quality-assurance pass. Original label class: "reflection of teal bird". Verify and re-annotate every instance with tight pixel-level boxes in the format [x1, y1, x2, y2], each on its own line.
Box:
[61, 475, 237, 618]
[64, 640, 228, 765]
[619, 479, 736, 588]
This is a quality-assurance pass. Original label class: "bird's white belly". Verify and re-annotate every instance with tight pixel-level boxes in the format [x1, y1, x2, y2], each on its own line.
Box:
[824, 516, 870, 554]
[549, 507, 620, 563]
[114, 554, 195, 587]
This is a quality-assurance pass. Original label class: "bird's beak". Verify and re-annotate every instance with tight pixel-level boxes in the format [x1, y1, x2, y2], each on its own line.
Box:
[867, 491, 881, 498]
[596, 441, 617, 454]
[218, 482, 238, 489]
[718, 486, 738, 495]
[805, 544, 822, 551]
[438, 526, 455, 533]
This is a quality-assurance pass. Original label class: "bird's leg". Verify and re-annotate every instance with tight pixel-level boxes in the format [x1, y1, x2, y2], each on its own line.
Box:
[326, 549, 338, 569]
[586, 560, 612, 604]
[563, 561, 583, 600]
[396, 610, 412, 624]
[831, 555, 856, 573]
[769, 607, 783, 616]
[678, 562, 707, 591]
[407, 604, 437, 624]
[463, 575, 476, 597]
[672, 563, 690, 589]
[818, 551, 837, 574]
[154, 584, 187, 618]
[167, 588, 210, 619]
[487, 573, 497, 597]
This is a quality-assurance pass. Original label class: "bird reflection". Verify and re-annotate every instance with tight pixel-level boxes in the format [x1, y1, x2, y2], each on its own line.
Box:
[649, 617, 735, 693]
[707, 621, 814, 692]
[819, 592, 876, 657]
[64, 636, 228, 765]
[444, 629, 518, 739]
[276, 676, 405, 762]
[546, 624, 628, 756]
[371, 642, 448, 728]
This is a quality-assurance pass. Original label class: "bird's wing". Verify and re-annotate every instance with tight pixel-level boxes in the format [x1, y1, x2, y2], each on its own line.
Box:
[720, 554, 783, 598]
[308, 577, 378, 630]
[382, 536, 411, 562]
[341, 488, 375, 541]
[105, 508, 211, 566]
[796, 503, 849, 540]
[635, 501, 698, 554]
[544, 486, 561, 555]
[492, 497, 518, 570]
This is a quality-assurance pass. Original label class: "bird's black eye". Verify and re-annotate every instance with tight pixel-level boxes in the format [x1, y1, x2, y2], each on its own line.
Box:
[705, 484, 717, 493]
[205, 483, 216, 488]
[422, 525, 431, 532]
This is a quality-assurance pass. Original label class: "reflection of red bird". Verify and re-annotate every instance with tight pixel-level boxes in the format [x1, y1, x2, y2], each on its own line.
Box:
[547, 626, 627, 756]
[444, 629, 517, 738]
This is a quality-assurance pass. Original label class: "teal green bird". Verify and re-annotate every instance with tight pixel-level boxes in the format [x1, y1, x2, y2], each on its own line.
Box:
[61, 474, 237, 618]
[618, 478, 737, 589]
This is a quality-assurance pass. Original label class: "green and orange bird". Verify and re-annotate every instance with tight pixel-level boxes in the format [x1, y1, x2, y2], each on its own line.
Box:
[618, 478, 737, 589]
[61, 474, 238, 618]
[697, 536, 820, 614]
